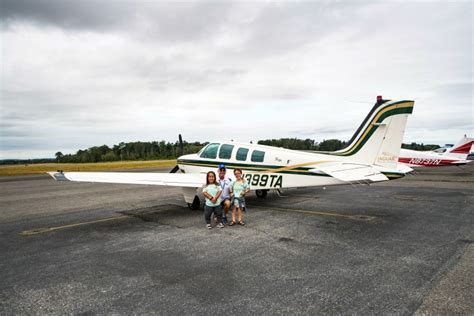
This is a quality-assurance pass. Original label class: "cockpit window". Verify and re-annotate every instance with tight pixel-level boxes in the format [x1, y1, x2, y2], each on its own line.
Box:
[219, 144, 234, 159]
[200, 143, 220, 159]
[236, 148, 249, 161]
[433, 146, 450, 153]
[251, 150, 265, 162]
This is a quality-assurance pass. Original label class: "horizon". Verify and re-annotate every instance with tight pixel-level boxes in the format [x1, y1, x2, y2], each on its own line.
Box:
[0, 135, 466, 161]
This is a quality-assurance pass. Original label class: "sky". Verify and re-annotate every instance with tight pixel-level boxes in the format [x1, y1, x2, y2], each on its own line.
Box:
[1, 0, 472, 159]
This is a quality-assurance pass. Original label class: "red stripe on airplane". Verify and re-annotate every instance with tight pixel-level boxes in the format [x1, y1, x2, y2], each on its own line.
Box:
[398, 157, 461, 166]
[449, 141, 474, 154]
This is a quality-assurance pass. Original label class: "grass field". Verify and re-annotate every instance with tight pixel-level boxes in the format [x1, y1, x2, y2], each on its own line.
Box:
[0, 160, 176, 176]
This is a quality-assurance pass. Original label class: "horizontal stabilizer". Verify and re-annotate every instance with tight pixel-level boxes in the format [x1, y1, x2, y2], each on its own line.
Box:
[309, 163, 388, 183]
[48, 171, 205, 188]
[396, 163, 413, 174]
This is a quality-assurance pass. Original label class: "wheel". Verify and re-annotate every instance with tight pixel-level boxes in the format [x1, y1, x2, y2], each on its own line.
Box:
[187, 195, 201, 210]
[255, 189, 268, 198]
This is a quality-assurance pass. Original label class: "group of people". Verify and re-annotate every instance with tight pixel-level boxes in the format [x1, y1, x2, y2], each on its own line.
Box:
[202, 164, 250, 229]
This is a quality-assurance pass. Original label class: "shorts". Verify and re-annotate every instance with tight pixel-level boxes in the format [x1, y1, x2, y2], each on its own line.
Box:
[233, 197, 246, 208]
[220, 198, 231, 207]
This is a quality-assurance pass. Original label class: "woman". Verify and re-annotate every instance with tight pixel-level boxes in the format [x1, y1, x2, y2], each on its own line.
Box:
[202, 171, 224, 229]
[229, 168, 250, 226]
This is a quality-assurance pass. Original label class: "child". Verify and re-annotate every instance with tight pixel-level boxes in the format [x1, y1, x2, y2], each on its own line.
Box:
[229, 168, 250, 226]
[202, 171, 224, 229]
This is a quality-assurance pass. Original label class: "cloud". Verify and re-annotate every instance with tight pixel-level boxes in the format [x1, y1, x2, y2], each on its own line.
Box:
[0, 0, 472, 159]
[1, 0, 240, 42]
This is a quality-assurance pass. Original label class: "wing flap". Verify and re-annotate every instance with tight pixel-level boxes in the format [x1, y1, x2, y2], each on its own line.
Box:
[309, 163, 388, 183]
[48, 171, 205, 188]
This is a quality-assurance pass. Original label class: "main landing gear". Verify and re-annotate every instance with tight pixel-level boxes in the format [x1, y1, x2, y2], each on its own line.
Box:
[187, 195, 201, 210]
[255, 189, 268, 199]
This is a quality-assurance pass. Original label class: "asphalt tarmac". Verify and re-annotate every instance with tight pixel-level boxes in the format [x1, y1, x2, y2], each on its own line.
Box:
[0, 165, 472, 314]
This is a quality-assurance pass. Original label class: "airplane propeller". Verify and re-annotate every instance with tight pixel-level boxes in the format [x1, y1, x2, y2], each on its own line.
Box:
[169, 165, 180, 173]
[178, 134, 184, 156]
[170, 134, 184, 173]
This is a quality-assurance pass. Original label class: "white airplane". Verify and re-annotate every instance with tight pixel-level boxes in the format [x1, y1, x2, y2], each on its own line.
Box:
[49, 97, 415, 209]
[398, 136, 473, 167]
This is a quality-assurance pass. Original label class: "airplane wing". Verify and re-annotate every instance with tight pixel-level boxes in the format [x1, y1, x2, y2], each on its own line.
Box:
[48, 171, 205, 188]
[309, 162, 388, 183]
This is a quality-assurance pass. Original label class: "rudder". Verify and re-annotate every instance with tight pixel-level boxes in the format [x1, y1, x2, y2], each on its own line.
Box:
[332, 98, 415, 168]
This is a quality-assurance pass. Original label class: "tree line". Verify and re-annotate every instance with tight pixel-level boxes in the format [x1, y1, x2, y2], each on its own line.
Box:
[53, 138, 352, 163]
[1, 138, 441, 165]
[54, 138, 440, 163]
[54, 141, 206, 163]
[257, 138, 347, 151]
[258, 138, 440, 152]
[401, 142, 440, 151]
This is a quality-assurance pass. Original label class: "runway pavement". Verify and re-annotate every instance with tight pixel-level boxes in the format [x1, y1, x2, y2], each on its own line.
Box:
[0, 165, 472, 314]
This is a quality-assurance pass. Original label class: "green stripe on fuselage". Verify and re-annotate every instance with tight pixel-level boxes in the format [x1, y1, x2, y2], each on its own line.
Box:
[177, 159, 331, 177]
[179, 159, 406, 180]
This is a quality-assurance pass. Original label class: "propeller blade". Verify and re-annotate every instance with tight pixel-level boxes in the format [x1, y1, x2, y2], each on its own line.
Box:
[170, 165, 180, 173]
[178, 134, 184, 156]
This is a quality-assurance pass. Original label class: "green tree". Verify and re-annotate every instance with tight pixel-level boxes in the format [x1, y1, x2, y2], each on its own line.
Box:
[55, 151, 63, 162]
[318, 139, 345, 151]
[402, 142, 440, 151]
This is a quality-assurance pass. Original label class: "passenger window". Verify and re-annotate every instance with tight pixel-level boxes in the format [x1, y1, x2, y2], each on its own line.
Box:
[251, 150, 265, 162]
[236, 148, 249, 161]
[219, 144, 234, 159]
[200, 143, 220, 159]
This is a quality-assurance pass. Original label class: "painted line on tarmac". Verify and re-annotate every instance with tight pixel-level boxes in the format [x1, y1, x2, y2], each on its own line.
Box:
[19, 215, 129, 236]
[257, 206, 377, 221]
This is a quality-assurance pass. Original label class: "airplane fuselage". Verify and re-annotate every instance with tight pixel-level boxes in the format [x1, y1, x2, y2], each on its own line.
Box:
[398, 148, 470, 167]
[177, 141, 406, 191]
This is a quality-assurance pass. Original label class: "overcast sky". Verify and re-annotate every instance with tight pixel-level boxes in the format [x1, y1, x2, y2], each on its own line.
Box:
[1, 0, 472, 159]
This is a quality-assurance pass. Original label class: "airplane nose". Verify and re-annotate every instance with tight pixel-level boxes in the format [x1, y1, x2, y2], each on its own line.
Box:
[177, 153, 196, 163]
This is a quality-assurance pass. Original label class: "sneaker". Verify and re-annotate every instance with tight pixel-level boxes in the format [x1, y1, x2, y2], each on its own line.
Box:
[217, 223, 224, 229]
[206, 224, 212, 230]
[222, 216, 228, 225]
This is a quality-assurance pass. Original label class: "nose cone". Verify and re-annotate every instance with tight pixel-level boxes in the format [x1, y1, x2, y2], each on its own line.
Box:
[177, 153, 197, 163]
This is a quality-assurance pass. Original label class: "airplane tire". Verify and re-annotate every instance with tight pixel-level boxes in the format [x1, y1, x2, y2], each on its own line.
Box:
[256, 189, 268, 198]
[187, 195, 201, 210]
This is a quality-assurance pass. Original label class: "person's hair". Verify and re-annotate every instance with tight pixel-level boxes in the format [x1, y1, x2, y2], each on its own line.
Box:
[206, 171, 217, 185]
[233, 168, 245, 182]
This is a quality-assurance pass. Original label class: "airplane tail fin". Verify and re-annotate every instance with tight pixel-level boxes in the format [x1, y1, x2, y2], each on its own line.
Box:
[444, 136, 474, 159]
[331, 97, 415, 169]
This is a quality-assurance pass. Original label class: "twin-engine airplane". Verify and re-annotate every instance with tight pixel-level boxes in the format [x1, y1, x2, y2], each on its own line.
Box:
[398, 136, 473, 167]
[49, 96, 415, 209]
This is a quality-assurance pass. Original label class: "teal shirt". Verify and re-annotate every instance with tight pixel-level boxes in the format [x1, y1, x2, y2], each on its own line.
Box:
[232, 180, 250, 198]
[203, 184, 222, 207]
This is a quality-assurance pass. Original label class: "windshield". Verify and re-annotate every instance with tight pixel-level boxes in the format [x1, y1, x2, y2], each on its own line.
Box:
[200, 143, 220, 159]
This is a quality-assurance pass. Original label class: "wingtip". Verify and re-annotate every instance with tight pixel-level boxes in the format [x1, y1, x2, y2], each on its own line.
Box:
[47, 171, 69, 181]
